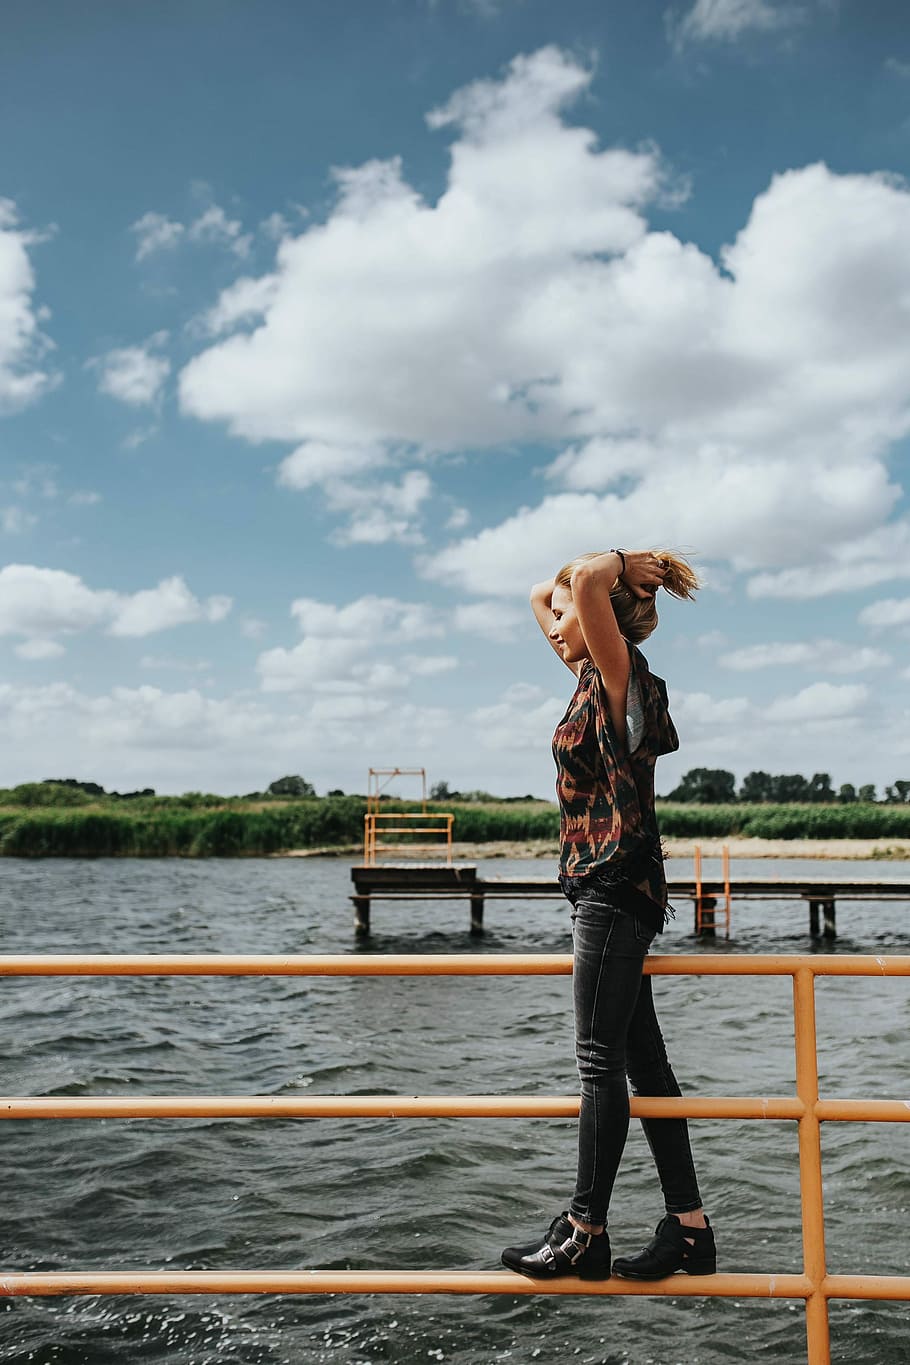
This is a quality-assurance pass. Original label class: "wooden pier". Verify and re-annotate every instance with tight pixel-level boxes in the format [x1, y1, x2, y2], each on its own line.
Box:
[349, 864, 910, 939]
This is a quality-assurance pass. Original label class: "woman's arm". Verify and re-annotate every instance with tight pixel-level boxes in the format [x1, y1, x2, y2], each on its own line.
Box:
[530, 578, 582, 674]
[570, 551, 667, 737]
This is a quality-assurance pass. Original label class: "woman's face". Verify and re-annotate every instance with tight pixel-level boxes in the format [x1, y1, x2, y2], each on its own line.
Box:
[549, 584, 589, 664]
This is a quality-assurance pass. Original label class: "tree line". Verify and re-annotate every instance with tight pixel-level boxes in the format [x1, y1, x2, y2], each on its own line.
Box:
[664, 769, 910, 805]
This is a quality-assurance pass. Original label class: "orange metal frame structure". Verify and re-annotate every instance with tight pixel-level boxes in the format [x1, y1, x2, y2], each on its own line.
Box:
[363, 811, 455, 864]
[363, 766, 454, 864]
[0, 951, 907, 1365]
[366, 766, 427, 815]
[694, 843, 733, 936]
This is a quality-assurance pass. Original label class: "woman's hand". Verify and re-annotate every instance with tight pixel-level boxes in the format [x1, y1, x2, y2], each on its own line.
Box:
[619, 551, 668, 600]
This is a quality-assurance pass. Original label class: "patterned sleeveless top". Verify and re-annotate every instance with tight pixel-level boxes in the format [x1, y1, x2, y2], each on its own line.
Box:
[553, 646, 679, 912]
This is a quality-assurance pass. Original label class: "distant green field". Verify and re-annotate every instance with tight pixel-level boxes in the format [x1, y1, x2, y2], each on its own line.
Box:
[655, 802, 910, 840]
[0, 786, 908, 856]
[0, 792, 558, 856]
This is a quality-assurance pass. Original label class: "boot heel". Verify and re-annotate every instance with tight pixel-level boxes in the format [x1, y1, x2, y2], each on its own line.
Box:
[578, 1260, 612, 1282]
[684, 1253, 716, 1275]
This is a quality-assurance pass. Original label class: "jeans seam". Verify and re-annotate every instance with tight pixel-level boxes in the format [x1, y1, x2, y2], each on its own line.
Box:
[582, 910, 614, 1222]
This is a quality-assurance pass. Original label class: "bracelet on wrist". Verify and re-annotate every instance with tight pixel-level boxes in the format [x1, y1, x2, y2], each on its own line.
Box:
[610, 547, 627, 577]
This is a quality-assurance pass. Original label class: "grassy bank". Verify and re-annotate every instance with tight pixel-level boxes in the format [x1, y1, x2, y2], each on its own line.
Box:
[0, 794, 560, 857]
[0, 795, 367, 857]
[655, 802, 910, 840]
[1, 785, 910, 856]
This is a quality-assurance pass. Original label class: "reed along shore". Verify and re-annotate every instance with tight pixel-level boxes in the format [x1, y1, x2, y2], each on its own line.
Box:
[3, 785, 910, 857]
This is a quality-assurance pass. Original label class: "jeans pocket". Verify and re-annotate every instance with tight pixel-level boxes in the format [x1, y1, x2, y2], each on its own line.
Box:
[631, 912, 656, 949]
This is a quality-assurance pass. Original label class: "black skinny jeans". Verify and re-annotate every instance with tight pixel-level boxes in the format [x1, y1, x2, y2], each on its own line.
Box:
[567, 884, 703, 1226]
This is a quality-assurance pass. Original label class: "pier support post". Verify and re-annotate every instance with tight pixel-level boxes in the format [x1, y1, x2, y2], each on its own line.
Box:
[809, 899, 820, 937]
[695, 895, 717, 938]
[808, 898, 837, 940]
[470, 892, 485, 936]
[353, 895, 371, 936]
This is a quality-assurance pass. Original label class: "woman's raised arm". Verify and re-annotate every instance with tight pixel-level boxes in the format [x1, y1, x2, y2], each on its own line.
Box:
[530, 577, 581, 673]
[571, 550, 668, 733]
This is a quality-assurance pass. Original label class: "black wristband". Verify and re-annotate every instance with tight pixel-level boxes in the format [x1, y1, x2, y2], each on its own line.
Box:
[610, 547, 627, 576]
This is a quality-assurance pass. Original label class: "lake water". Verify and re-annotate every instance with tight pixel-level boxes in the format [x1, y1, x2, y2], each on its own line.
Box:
[0, 855, 908, 1364]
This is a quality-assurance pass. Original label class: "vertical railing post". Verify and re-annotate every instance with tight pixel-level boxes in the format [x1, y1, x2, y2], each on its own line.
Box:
[793, 967, 830, 1364]
[693, 844, 716, 937]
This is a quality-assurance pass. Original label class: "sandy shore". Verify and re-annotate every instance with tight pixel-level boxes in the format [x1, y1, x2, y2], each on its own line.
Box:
[280, 837, 910, 862]
[662, 837, 910, 861]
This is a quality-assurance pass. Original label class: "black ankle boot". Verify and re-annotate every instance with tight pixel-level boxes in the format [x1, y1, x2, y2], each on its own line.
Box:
[611, 1214, 716, 1280]
[501, 1212, 611, 1280]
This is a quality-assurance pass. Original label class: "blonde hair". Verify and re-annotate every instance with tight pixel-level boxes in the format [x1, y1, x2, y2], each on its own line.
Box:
[554, 550, 699, 645]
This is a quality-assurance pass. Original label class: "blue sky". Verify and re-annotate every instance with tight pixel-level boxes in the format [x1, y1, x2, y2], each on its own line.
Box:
[2, 0, 910, 798]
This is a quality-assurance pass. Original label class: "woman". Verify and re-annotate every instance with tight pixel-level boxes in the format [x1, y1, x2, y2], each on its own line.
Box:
[500, 547, 716, 1282]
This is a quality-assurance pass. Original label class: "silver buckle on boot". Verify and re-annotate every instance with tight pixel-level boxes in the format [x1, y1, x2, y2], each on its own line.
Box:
[561, 1229, 592, 1265]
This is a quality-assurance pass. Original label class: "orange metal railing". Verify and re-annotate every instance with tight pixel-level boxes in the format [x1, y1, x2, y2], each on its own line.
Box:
[367, 767, 428, 815]
[0, 951, 907, 1365]
[363, 811, 454, 864]
[694, 844, 732, 936]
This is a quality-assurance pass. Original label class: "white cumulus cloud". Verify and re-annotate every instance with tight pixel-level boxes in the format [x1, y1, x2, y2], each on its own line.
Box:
[132, 204, 251, 262]
[425, 153, 910, 596]
[764, 681, 869, 723]
[0, 678, 457, 794]
[0, 199, 56, 413]
[156, 47, 910, 591]
[188, 205, 252, 259]
[673, 0, 794, 47]
[257, 594, 445, 694]
[179, 48, 664, 449]
[454, 600, 529, 640]
[720, 639, 891, 672]
[277, 447, 429, 545]
[177, 49, 668, 543]
[90, 332, 171, 407]
[0, 565, 232, 643]
[202, 273, 280, 337]
[858, 596, 910, 629]
[131, 211, 186, 261]
[469, 681, 566, 752]
[109, 578, 232, 637]
[277, 441, 388, 491]
[0, 565, 119, 638]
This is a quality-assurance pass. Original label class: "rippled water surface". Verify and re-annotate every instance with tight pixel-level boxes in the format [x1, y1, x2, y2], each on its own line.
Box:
[0, 855, 908, 1364]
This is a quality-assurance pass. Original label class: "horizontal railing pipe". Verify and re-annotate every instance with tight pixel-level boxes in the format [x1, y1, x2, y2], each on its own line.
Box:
[4, 1095, 906, 1122]
[822, 1274, 910, 1301]
[815, 1099, 910, 1123]
[0, 953, 907, 977]
[0, 1094, 809, 1121]
[0, 1270, 813, 1299]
